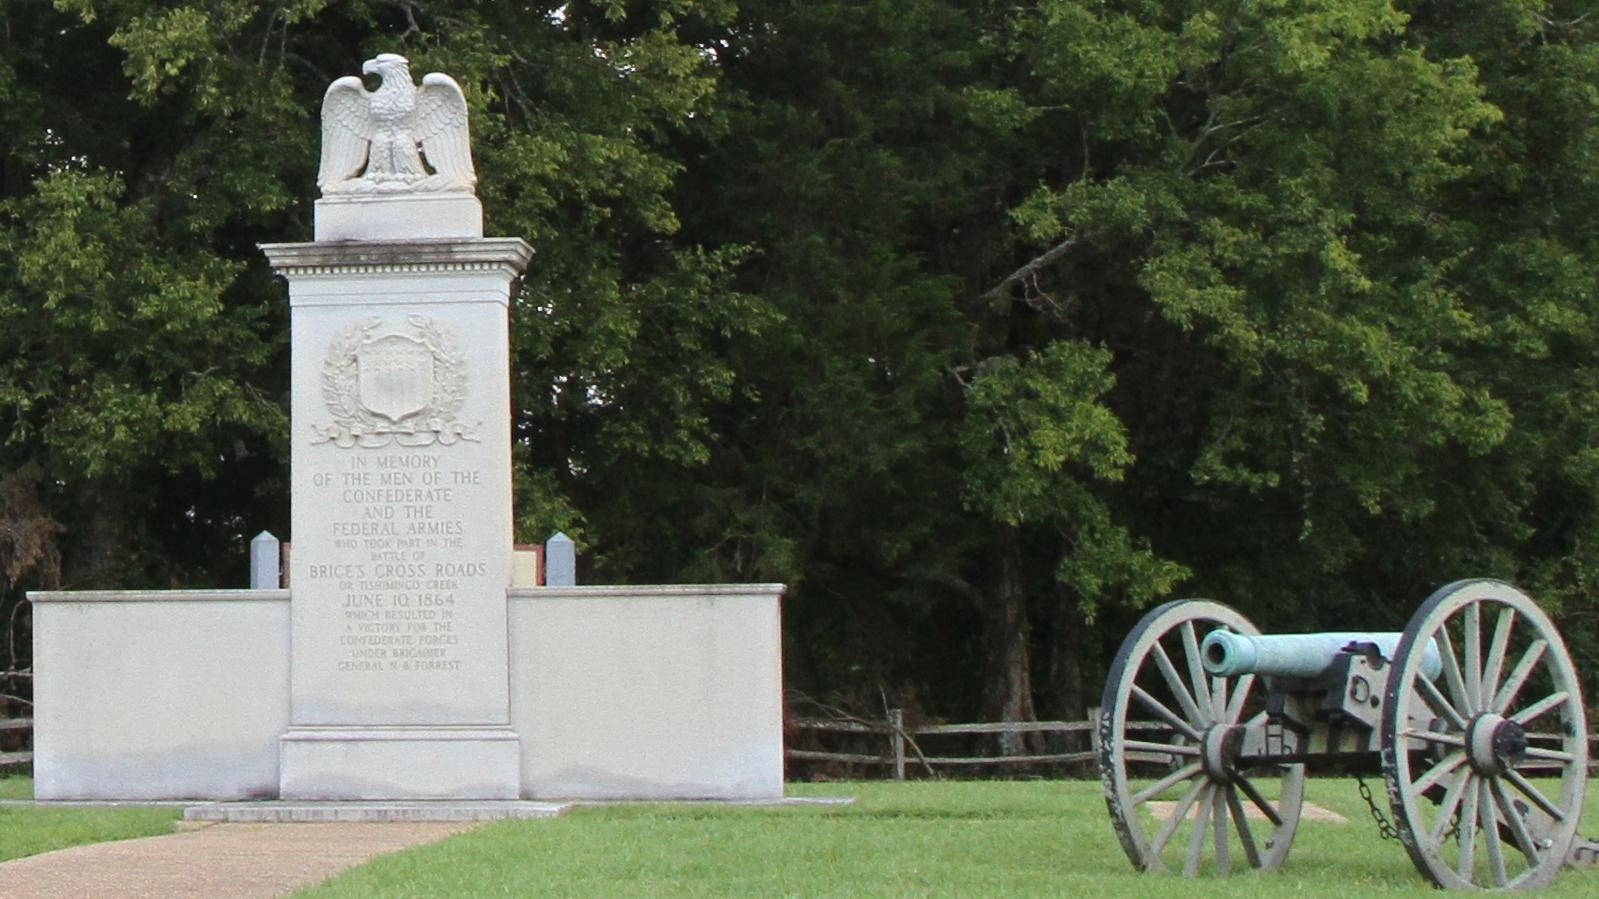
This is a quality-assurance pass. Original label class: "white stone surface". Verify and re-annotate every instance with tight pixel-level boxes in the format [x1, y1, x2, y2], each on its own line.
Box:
[266, 237, 531, 800]
[268, 240, 528, 730]
[280, 728, 520, 800]
[318, 54, 476, 196]
[511, 547, 542, 587]
[29, 591, 290, 800]
[508, 585, 786, 800]
[313, 194, 482, 241]
[184, 799, 570, 822]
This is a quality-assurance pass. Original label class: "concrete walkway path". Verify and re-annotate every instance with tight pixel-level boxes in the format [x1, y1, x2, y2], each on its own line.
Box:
[0, 821, 476, 899]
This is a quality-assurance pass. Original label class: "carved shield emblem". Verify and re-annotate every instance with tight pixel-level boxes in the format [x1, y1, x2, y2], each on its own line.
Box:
[357, 334, 434, 422]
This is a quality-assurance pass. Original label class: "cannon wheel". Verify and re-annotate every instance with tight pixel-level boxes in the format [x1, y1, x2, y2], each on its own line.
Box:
[1382, 580, 1589, 890]
[1100, 599, 1305, 875]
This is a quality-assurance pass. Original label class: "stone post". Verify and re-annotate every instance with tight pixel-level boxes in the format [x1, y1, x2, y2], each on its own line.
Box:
[250, 531, 281, 589]
[545, 532, 576, 587]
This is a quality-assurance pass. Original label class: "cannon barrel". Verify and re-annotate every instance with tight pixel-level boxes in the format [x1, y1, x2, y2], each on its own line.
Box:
[1200, 630, 1441, 680]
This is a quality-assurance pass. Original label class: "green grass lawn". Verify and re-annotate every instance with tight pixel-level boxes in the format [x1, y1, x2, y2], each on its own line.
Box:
[0, 776, 181, 864]
[3, 774, 1596, 896]
[294, 779, 1599, 898]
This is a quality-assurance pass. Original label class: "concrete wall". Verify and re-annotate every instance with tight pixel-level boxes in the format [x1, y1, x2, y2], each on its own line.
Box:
[508, 585, 785, 800]
[30, 590, 291, 800]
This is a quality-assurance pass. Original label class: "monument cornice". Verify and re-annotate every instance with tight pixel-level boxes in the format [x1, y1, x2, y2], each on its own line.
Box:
[260, 238, 533, 277]
[28, 589, 290, 603]
[508, 584, 788, 600]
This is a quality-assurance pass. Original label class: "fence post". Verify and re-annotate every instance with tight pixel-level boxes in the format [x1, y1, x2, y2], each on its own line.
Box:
[250, 531, 281, 589]
[545, 532, 576, 586]
[888, 708, 906, 781]
[1087, 705, 1102, 756]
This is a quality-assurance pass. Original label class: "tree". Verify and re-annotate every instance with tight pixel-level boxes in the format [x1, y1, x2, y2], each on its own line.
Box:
[8, 0, 1599, 732]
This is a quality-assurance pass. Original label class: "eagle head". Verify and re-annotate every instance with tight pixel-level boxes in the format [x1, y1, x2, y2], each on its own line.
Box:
[361, 53, 411, 82]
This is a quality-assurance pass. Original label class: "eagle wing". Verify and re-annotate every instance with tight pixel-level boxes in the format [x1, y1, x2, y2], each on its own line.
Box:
[413, 73, 476, 188]
[317, 76, 373, 192]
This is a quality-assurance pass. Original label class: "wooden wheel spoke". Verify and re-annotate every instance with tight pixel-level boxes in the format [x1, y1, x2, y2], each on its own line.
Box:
[1131, 685, 1204, 743]
[1458, 774, 1480, 881]
[1503, 768, 1566, 822]
[1478, 778, 1508, 887]
[1415, 672, 1470, 732]
[1510, 690, 1568, 727]
[1491, 639, 1547, 715]
[1519, 746, 1576, 764]
[1224, 673, 1254, 723]
[1435, 627, 1475, 716]
[1464, 602, 1484, 714]
[1490, 778, 1542, 865]
[1181, 623, 1216, 721]
[1212, 674, 1228, 723]
[1183, 784, 1213, 877]
[1225, 785, 1262, 869]
[1213, 784, 1231, 874]
[1124, 739, 1200, 757]
[1429, 772, 1471, 846]
[1233, 772, 1284, 827]
[1130, 763, 1204, 807]
[1150, 777, 1206, 858]
[1400, 728, 1465, 748]
[1411, 752, 1467, 795]
[1481, 607, 1515, 706]
[1151, 643, 1209, 727]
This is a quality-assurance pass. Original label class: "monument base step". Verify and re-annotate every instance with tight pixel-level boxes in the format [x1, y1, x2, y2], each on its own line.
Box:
[279, 725, 521, 800]
[184, 799, 569, 823]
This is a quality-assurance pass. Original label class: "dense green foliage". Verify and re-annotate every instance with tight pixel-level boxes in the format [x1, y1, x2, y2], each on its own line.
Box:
[4, 0, 1599, 730]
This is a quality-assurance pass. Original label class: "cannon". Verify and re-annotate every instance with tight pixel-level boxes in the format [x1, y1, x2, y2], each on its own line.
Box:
[1098, 579, 1592, 890]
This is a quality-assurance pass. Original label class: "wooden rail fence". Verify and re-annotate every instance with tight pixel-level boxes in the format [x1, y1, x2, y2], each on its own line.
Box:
[787, 709, 1599, 780]
[786, 708, 1129, 779]
[0, 717, 31, 769]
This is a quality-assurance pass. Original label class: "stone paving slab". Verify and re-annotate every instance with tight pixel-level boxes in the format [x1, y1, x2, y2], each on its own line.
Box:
[185, 799, 571, 823]
[0, 821, 475, 899]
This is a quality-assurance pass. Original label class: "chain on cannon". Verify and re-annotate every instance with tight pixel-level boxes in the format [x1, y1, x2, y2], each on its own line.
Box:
[1097, 579, 1593, 890]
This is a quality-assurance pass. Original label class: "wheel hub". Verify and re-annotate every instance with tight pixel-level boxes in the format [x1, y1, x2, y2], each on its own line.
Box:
[1466, 712, 1526, 775]
[1200, 723, 1246, 782]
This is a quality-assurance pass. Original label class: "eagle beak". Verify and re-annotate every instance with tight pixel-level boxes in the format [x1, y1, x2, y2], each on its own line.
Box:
[362, 60, 377, 76]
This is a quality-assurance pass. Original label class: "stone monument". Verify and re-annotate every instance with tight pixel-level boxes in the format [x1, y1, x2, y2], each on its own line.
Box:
[261, 53, 529, 799]
[29, 54, 785, 807]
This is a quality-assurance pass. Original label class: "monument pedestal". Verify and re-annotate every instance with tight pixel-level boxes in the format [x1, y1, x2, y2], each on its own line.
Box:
[264, 221, 532, 801]
[314, 193, 481, 242]
[280, 726, 520, 800]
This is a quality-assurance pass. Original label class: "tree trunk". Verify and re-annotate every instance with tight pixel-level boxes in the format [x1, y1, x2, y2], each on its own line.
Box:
[979, 530, 1037, 755]
[1048, 591, 1092, 753]
[61, 477, 130, 588]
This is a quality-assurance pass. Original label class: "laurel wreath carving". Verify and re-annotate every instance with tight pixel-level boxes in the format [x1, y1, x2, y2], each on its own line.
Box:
[410, 314, 468, 419]
[312, 315, 479, 448]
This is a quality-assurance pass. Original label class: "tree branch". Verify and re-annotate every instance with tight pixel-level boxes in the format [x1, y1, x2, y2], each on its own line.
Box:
[979, 231, 1094, 304]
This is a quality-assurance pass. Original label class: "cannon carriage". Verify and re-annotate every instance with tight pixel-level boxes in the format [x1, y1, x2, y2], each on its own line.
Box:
[1098, 579, 1592, 889]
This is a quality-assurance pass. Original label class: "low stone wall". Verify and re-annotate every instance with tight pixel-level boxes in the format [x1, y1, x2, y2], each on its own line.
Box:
[28, 584, 785, 801]
[508, 584, 785, 800]
[30, 590, 292, 800]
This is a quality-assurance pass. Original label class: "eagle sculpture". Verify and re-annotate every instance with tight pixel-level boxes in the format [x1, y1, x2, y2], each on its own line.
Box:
[317, 53, 475, 195]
